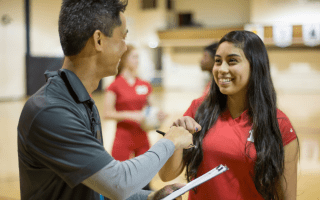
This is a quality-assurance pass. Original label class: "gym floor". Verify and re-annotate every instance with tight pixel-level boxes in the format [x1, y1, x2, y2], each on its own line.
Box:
[1, 89, 319, 200]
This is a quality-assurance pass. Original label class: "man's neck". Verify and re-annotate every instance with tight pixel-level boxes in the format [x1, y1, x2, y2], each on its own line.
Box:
[61, 56, 100, 95]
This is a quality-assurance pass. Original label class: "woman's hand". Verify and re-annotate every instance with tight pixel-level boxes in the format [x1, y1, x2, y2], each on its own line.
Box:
[147, 183, 186, 200]
[128, 111, 145, 124]
[158, 116, 201, 182]
[171, 116, 202, 134]
[104, 91, 145, 123]
[157, 110, 168, 123]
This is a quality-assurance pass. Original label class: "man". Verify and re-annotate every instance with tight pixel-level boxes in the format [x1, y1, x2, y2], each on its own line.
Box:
[17, 0, 198, 199]
[199, 42, 219, 97]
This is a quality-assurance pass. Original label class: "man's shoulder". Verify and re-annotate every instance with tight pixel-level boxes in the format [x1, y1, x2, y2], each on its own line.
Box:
[19, 78, 83, 130]
[25, 77, 74, 110]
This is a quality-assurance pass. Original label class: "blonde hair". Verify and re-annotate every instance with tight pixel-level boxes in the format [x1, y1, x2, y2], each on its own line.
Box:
[117, 44, 136, 76]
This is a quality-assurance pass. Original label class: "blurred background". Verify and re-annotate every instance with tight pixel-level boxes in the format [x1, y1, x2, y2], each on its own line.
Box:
[0, 0, 320, 199]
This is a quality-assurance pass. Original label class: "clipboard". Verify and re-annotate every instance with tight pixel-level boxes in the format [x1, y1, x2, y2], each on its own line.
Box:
[160, 164, 229, 200]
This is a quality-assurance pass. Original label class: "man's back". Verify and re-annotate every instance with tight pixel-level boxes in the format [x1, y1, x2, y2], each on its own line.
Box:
[18, 70, 113, 200]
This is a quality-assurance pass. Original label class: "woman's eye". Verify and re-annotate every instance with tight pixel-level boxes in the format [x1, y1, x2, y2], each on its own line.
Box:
[215, 59, 221, 63]
[229, 59, 237, 63]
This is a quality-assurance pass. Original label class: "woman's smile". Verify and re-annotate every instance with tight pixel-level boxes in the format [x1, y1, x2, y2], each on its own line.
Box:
[218, 77, 233, 85]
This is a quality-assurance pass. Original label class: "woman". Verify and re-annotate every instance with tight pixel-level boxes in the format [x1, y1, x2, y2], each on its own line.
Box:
[104, 44, 166, 162]
[159, 31, 299, 199]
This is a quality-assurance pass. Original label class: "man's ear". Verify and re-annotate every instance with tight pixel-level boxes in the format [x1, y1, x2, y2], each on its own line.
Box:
[93, 30, 103, 51]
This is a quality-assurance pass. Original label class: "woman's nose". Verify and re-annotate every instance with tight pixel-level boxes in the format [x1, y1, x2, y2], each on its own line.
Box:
[219, 62, 229, 74]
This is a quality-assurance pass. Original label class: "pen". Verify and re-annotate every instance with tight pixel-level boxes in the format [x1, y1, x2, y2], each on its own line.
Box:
[156, 130, 197, 148]
[156, 130, 166, 136]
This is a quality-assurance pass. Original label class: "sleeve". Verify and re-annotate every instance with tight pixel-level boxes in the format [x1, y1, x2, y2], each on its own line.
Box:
[96, 139, 175, 200]
[27, 106, 114, 188]
[278, 117, 297, 146]
[183, 98, 203, 118]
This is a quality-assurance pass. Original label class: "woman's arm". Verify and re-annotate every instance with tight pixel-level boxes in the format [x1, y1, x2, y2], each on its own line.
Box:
[277, 138, 299, 199]
[159, 149, 185, 182]
[159, 116, 202, 182]
[103, 91, 144, 123]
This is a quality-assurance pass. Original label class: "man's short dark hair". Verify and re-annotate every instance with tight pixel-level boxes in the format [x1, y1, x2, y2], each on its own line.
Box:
[59, 0, 128, 56]
[204, 42, 219, 59]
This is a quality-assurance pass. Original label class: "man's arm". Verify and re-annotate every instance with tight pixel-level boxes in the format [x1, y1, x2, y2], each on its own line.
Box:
[83, 139, 173, 199]
[83, 126, 193, 200]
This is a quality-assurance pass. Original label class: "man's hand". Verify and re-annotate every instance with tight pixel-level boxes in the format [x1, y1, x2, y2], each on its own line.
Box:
[163, 126, 193, 150]
[147, 183, 186, 200]
[171, 116, 202, 134]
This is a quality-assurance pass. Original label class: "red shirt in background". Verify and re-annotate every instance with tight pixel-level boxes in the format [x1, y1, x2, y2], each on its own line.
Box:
[107, 75, 152, 161]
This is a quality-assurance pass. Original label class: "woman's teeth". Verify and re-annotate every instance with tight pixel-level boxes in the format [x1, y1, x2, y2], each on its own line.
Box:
[221, 79, 231, 83]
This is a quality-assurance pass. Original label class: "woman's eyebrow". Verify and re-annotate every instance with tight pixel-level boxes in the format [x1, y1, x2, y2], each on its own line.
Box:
[227, 54, 241, 57]
[215, 54, 241, 57]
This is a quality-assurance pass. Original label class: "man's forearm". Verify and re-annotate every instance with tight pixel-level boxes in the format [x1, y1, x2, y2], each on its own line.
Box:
[83, 138, 175, 200]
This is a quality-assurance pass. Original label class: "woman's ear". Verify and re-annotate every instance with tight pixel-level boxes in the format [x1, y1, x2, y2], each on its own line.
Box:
[93, 30, 103, 51]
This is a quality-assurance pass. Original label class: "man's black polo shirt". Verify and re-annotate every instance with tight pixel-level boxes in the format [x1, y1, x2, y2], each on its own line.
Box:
[18, 69, 114, 200]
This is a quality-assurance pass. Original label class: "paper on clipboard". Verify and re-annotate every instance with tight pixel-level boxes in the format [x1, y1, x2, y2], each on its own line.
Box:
[160, 164, 228, 200]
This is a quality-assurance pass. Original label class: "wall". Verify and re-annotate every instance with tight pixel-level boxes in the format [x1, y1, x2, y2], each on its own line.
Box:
[31, 0, 63, 56]
[1, 0, 319, 98]
[103, 0, 168, 88]
[162, 0, 320, 92]
[269, 49, 320, 94]
[126, 0, 167, 82]
[161, 46, 210, 91]
[158, 0, 251, 91]
[0, 0, 25, 100]
[0, 0, 169, 97]
[251, 0, 320, 93]
[251, 0, 320, 24]
[104, 0, 251, 91]
[174, 0, 250, 27]
[0, 0, 63, 100]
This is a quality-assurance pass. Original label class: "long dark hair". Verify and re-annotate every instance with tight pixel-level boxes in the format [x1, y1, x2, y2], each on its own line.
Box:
[183, 31, 284, 199]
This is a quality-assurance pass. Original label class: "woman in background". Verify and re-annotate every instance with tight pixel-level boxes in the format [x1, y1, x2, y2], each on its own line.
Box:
[159, 31, 299, 199]
[104, 45, 165, 190]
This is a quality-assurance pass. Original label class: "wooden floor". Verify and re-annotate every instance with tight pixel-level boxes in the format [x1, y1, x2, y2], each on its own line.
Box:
[1, 88, 319, 200]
